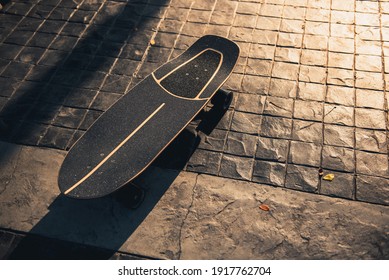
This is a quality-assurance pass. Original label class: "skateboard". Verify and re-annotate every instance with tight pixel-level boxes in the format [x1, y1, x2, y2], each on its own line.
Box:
[58, 35, 240, 199]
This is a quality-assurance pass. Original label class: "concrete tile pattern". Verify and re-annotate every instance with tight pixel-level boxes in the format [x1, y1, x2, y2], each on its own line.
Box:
[0, 141, 387, 259]
[0, 0, 388, 209]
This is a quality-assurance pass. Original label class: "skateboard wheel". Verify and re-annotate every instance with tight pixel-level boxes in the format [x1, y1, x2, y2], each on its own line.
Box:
[211, 89, 233, 110]
[115, 183, 145, 209]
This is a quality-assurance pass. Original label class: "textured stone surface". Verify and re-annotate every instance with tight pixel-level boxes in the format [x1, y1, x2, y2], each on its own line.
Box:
[219, 154, 253, 181]
[256, 137, 289, 162]
[355, 128, 387, 153]
[252, 160, 286, 187]
[285, 164, 319, 193]
[356, 151, 389, 177]
[356, 175, 389, 205]
[1, 142, 389, 259]
[324, 124, 354, 148]
[322, 145, 355, 173]
[225, 132, 257, 157]
[289, 141, 321, 167]
[320, 171, 355, 199]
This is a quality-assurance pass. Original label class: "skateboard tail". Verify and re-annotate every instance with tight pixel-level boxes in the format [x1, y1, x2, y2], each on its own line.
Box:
[63, 103, 166, 196]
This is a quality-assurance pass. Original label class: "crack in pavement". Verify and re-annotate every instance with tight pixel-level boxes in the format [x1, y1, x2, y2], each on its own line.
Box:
[177, 173, 199, 260]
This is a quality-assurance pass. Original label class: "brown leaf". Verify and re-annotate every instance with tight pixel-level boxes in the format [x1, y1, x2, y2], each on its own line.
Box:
[259, 204, 270, 211]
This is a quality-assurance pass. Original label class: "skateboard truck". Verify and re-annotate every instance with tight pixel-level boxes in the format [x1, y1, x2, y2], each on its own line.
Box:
[115, 182, 145, 209]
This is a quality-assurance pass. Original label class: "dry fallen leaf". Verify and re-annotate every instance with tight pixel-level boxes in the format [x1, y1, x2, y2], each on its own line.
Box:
[259, 204, 270, 211]
[323, 173, 335, 181]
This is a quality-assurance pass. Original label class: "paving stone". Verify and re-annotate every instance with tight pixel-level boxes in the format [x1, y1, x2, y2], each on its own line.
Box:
[327, 68, 354, 87]
[241, 75, 270, 95]
[289, 141, 321, 167]
[0, 43, 22, 60]
[324, 124, 354, 148]
[297, 82, 326, 101]
[263, 96, 293, 118]
[225, 132, 257, 157]
[246, 58, 272, 76]
[233, 14, 257, 28]
[324, 104, 354, 126]
[63, 88, 97, 108]
[322, 145, 355, 173]
[274, 47, 300, 63]
[277, 32, 303, 48]
[331, 10, 354, 25]
[355, 108, 386, 130]
[260, 3, 283, 18]
[224, 73, 243, 92]
[252, 29, 278, 45]
[292, 120, 323, 144]
[79, 109, 102, 130]
[356, 175, 389, 206]
[260, 116, 292, 139]
[256, 137, 289, 162]
[249, 44, 276, 60]
[355, 128, 387, 154]
[320, 171, 354, 199]
[285, 164, 319, 193]
[328, 37, 354, 54]
[39, 125, 75, 149]
[219, 154, 253, 181]
[293, 100, 323, 121]
[101, 75, 131, 94]
[328, 52, 354, 70]
[2, 61, 32, 79]
[301, 49, 327, 66]
[356, 89, 385, 110]
[306, 7, 330, 22]
[326, 85, 354, 106]
[198, 129, 227, 152]
[355, 71, 384, 91]
[11, 122, 48, 146]
[252, 160, 286, 187]
[256, 16, 281, 31]
[230, 111, 261, 135]
[215, 109, 233, 130]
[16, 47, 46, 64]
[305, 21, 330, 36]
[237, 2, 261, 15]
[210, 10, 234, 26]
[272, 62, 299, 80]
[355, 12, 380, 27]
[356, 25, 381, 41]
[299, 65, 326, 84]
[331, 23, 354, 39]
[235, 93, 265, 114]
[355, 54, 382, 73]
[280, 19, 304, 34]
[187, 149, 221, 175]
[269, 78, 297, 98]
[283, 6, 306, 20]
[80, 71, 107, 90]
[303, 34, 328, 51]
[5, 30, 34, 46]
[332, 0, 356, 12]
[356, 39, 381, 56]
[52, 106, 86, 129]
[90, 92, 121, 111]
[356, 151, 389, 177]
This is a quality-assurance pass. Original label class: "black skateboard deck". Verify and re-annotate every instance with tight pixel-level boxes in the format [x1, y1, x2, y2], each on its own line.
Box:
[58, 35, 240, 199]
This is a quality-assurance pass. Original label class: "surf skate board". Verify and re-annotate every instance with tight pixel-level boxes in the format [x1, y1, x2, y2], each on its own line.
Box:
[58, 35, 240, 199]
